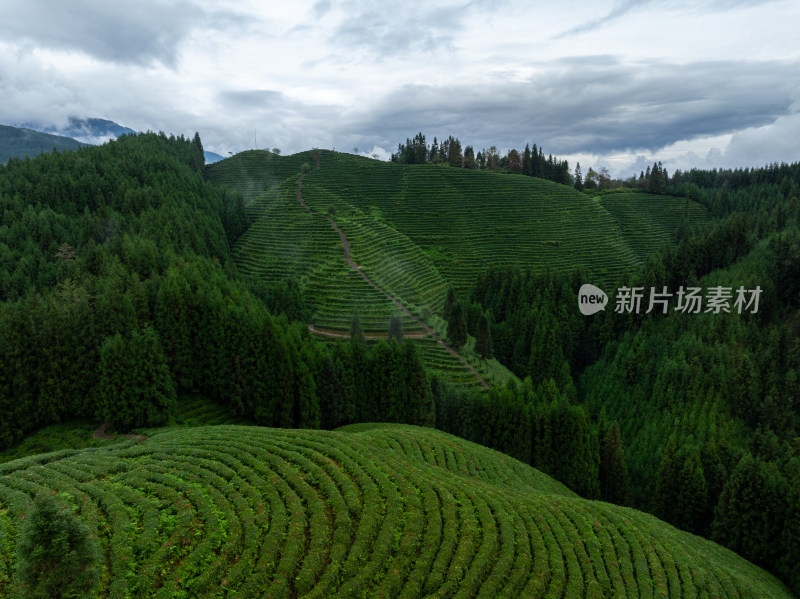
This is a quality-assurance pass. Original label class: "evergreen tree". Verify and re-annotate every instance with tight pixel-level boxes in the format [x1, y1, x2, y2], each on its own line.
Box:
[574, 162, 584, 191]
[778, 460, 800, 593]
[464, 145, 475, 169]
[475, 311, 493, 359]
[402, 341, 432, 426]
[676, 447, 708, 534]
[442, 286, 456, 322]
[96, 327, 176, 429]
[648, 162, 665, 194]
[523, 144, 533, 176]
[388, 315, 404, 344]
[599, 421, 628, 504]
[447, 301, 467, 349]
[349, 312, 365, 345]
[16, 491, 101, 599]
[294, 360, 320, 429]
[713, 453, 786, 569]
[654, 436, 680, 522]
[545, 396, 600, 497]
[191, 132, 205, 171]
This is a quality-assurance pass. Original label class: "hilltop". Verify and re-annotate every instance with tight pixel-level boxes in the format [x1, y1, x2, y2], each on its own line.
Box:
[207, 149, 708, 309]
[0, 423, 790, 598]
[0, 124, 88, 163]
[205, 149, 709, 387]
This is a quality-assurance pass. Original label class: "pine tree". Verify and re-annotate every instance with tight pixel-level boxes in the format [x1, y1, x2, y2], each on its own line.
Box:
[402, 341, 432, 426]
[447, 301, 467, 349]
[191, 132, 205, 171]
[574, 162, 584, 191]
[442, 286, 456, 322]
[654, 435, 680, 523]
[16, 491, 101, 599]
[712, 453, 786, 569]
[350, 312, 365, 345]
[523, 144, 533, 176]
[599, 421, 629, 504]
[96, 328, 176, 429]
[676, 447, 707, 533]
[545, 397, 600, 497]
[295, 360, 320, 429]
[388, 315, 404, 344]
[475, 311, 493, 359]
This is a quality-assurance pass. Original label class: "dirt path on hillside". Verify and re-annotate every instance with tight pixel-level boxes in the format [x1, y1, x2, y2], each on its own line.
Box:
[296, 173, 310, 211]
[93, 422, 147, 443]
[297, 156, 488, 388]
[309, 324, 429, 339]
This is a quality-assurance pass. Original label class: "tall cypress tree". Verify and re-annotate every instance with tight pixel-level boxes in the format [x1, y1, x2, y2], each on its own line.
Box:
[350, 312, 365, 345]
[447, 301, 467, 349]
[442, 287, 457, 322]
[654, 436, 680, 523]
[388, 315, 404, 344]
[713, 453, 786, 569]
[523, 144, 533, 176]
[475, 311, 493, 359]
[191, 132, 205, 171]
[599, 421, 629, 505]
[574, 162, 584, 191]
[676, 447, 708, 534]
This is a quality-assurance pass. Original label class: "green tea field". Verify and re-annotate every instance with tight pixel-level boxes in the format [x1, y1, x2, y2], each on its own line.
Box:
[0, 423, 789, 598]
[205, 151, 710, 388]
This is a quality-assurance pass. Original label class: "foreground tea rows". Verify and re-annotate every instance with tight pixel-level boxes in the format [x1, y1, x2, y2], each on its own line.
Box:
[0, 424, 790, 598]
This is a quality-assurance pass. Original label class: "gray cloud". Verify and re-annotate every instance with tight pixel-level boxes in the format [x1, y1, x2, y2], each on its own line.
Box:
[0, 0, 249, 67]
[556, 0, 783, 38]
[219, 90, 289, 109]
[556, 0, 654, 39]
[328, 1, 471, 56]
[311, 0, 333, 16]
[342, 58, 798, 155]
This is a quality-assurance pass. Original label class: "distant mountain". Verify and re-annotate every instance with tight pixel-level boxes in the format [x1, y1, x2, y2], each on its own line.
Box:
[0, 124, 88, 163]
[15, 117, 224, 164]
[38, 117, 137, 145]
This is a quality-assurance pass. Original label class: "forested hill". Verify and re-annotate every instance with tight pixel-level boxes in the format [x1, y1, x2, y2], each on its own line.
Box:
[0, 124, 87, 164]
[3, 133, 800, 595]
[457, 162, 800, 593]
[0, 133, 433, 452]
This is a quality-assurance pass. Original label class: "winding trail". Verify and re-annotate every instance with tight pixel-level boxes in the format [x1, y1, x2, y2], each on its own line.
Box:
[308, 324, 428, 339]
[93, 422, 147, 443]
[300, 151, 488, 388]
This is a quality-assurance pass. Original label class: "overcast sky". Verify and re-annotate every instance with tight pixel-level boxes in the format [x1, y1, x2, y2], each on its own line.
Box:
[1, 0, 798, 176]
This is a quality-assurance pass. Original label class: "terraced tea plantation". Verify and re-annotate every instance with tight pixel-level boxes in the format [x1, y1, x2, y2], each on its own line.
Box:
[204, 150, 711, 387]
[208, 150, 710, 304]
[599, 192, 710, 260]
[0, 424, 789, 598]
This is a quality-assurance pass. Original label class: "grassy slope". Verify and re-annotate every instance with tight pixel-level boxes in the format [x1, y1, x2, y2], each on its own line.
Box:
[0, 423, 790, 598]
[205, 151, 711, 387]
[0, 124, 87, 163]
